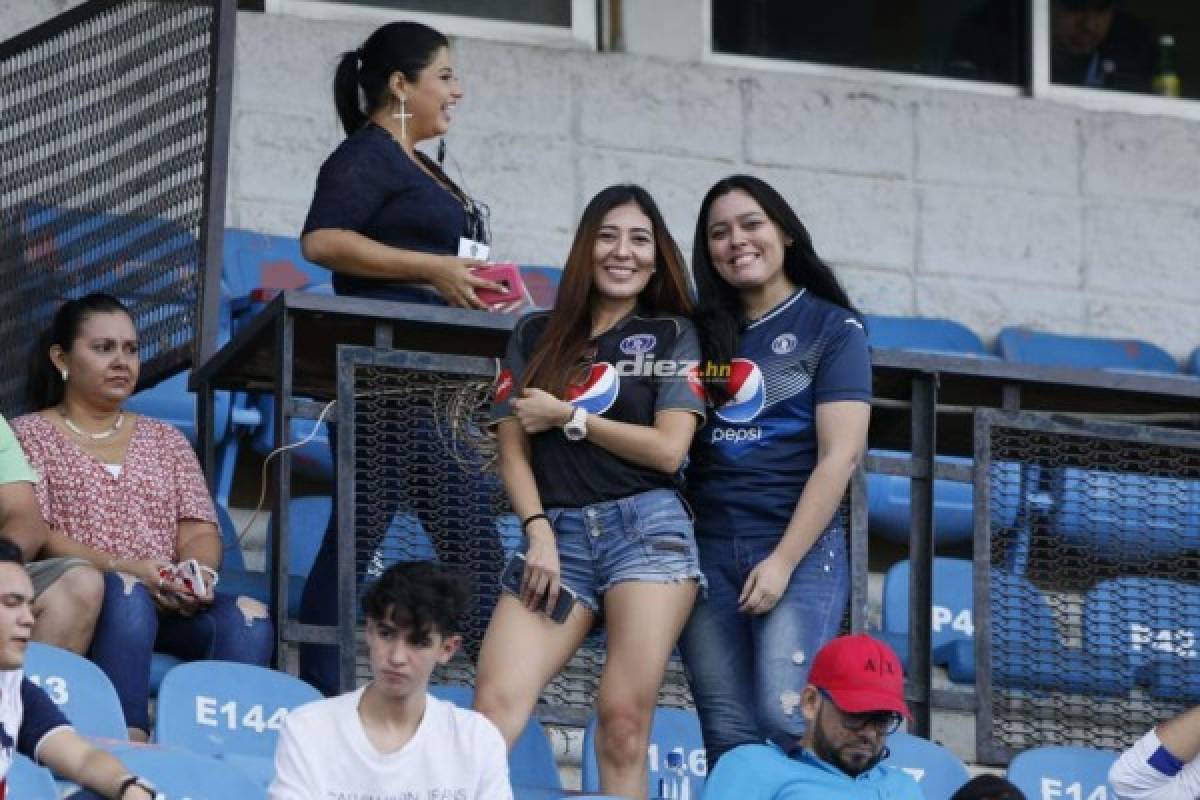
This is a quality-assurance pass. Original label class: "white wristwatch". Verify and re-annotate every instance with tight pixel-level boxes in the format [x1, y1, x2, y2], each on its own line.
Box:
[563, 406, 588, 441]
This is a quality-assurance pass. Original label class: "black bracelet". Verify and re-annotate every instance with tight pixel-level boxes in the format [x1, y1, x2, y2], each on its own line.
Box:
[118, 774, 156, 799]
[521, 513, 550, 534]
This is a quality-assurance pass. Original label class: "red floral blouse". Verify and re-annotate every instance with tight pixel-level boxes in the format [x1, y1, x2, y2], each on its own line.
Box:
[12, 414, 217, 562]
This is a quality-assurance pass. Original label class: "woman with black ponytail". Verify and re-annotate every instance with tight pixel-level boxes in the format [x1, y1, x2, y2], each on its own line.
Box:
[301, 20, 499, 306]
[298, 21, 507, 696]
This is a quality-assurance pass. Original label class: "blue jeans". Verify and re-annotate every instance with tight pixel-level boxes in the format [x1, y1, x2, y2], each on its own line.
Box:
[507, 488, 705, 613]
[89, 572, 274, 732]
[677, 524, 849, 765]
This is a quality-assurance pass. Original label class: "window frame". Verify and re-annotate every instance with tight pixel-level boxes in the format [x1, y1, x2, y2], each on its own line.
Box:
[702, 0, 1200, 121]
[262, 0, 598, 50]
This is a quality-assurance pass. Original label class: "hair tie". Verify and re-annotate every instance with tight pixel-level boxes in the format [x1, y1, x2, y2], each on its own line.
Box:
[354, 47, 364, 69]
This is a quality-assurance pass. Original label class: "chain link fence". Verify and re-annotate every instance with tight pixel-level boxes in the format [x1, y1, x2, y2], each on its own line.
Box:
[0, 0, 230, 415]
[978, 410, 1200, 764]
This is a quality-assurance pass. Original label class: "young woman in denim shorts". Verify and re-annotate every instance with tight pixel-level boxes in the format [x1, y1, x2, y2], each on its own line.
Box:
[476, 185, 706, 798]
[680, 175, 872, 766]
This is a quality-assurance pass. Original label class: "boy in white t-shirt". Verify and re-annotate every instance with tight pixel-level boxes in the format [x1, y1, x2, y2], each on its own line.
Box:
[269, 562, 512, 800]
[1111, 705, 1200, 799]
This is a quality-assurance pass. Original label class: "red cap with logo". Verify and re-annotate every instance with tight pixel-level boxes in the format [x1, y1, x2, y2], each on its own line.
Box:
[807, 634, 911, 718]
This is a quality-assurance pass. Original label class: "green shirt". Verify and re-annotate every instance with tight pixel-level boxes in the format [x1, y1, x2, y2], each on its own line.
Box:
[0, 415, 37, 485]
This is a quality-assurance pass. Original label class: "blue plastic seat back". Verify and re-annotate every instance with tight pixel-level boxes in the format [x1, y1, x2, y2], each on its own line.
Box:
[216, 501, 245, 572]
[223, 228, 332, 299]
[429, 684, 561, 789]
[1047, 470, 1200, 563]
[105, 744, 267, 799]
[864, 315, 990, 356]
[155, 661, 321, 761]
[249, 396, 334, 482]
[881, 558, 975, 655]
[880, 731, 970, 800]
[24, 642, 127, 740]
[1086, 577, 1200, 698]
[1189, 347, 1200, 376]
[996, 327, 1178, 373]
[518, 266, 563, 309]
[9, 753, 57, 798]
[581, 707, 707, 796]
[1006, 746, 1117, 800]
[991, 572, 1133, 695]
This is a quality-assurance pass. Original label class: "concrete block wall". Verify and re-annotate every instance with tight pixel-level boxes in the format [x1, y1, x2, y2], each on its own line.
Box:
[4, 2, 1199, 358]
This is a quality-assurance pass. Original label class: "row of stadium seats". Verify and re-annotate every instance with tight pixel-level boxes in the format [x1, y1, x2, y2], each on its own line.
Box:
[15, 638, 1122, 800]
[877, 558, 1200, 699]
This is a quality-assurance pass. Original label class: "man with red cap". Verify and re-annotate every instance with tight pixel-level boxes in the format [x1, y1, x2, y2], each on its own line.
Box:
[704, 634, 923, 798]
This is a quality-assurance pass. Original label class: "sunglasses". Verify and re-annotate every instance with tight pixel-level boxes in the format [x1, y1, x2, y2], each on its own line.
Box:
[817, 688, 903, 735]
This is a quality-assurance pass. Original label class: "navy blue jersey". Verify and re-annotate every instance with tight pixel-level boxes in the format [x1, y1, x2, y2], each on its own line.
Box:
[0, 671, 70, 792]
[492, 311, 706, 508]
[303, 123, 470, 298]
[687, 289, 871, 539]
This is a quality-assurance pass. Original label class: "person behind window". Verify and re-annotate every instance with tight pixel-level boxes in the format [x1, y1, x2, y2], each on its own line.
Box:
[270, 562, 511, 800]
[13, 293, 273, 741]
[1110, 704, 1200, 799]
[298, 20, 510, 694]
[0, 536, 158, 799]
[681, 175, 871, 766]
[703, 634, 921, 799]
[474, 185, 705, 799]
[948, 0, 1154, 92]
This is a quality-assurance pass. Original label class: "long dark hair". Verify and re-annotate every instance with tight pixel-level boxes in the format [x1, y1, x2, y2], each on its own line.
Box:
[523, 185, 693, 400]
[693, 175, 858, 405]
[333, 21, 449, 136]
[27, 293, 132, 411]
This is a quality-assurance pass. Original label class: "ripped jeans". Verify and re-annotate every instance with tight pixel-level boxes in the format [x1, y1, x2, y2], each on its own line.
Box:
[89, 572, 274, 732]
[677, 524, 848, 765]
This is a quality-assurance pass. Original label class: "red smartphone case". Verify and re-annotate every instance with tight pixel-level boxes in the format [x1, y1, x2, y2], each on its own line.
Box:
[472, 262, 526, 306]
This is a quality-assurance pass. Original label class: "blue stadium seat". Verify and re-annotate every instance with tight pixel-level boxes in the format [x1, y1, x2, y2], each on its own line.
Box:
[429, 684, 561, 790]
[1006, 746, 1117, 800]
[216, 501, 245, 572]
[996, 327, 1178, 373]
[863, 315, 1004, 546]
[247, 395, 334, 483]
[581, 707, 706, 797]
[24, 642, 127, 740]
[880, 731, 970, 800]
[149, 653, 182, 697]
[1046, 469, 1200, 564]
[222, 228, 332, 300]
[517, 265, 563, 309]
[879, 558, 976, 685]
[9, 753, 57, 798]
[219, 495, 332, 617]
[155, 661, 321, 787]
[1189, 347, 1199, 376]
[1086, 577, 1200, 700]
[991, 571, 1133, 695]
[103, 743, 266, 799]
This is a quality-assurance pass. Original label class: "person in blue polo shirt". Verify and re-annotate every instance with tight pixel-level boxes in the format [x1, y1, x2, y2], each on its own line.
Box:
[705, 634, 922, 799]
[681, 174, 872, 764]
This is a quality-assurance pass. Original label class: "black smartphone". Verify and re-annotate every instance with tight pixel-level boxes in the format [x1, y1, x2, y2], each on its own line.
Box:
[500, 552, 577, 624]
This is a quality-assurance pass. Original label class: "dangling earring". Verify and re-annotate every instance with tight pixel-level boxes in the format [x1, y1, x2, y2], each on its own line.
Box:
[393, 95, 411, 141]
[61, 369, 68, 382]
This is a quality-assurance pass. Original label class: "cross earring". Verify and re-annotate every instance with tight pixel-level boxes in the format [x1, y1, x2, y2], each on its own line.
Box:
[393, 95, 411, 141]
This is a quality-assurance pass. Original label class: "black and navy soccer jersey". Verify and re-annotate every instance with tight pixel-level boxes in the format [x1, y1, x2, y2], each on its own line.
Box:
[687, 289, 872, 539]
[491, 310, 706, 509]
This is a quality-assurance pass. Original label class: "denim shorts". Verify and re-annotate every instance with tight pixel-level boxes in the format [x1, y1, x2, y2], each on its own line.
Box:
[506, 488, 706, 613]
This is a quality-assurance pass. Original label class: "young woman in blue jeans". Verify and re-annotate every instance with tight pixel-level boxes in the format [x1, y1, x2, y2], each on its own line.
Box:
[475, 185, 706, 799]
[681, 175, 872, 765]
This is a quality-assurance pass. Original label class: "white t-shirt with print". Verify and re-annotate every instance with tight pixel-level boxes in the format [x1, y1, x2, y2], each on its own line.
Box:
[1110, 728, 1200, 800]
[268, 688, 512, 800]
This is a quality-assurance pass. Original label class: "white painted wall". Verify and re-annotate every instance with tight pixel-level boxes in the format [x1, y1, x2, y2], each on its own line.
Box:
[5, 1, 1199, 358]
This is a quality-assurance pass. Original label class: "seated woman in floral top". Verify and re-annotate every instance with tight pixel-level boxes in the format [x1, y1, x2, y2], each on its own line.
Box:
[14, 293, 273, 740]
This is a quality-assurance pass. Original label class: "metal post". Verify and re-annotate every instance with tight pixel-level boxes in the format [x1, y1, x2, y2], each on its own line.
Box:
[336, 345, 358, 693]
[908, 374, 937, 736]
[848, 465, 869, 634]
[269, 309, 294, 668]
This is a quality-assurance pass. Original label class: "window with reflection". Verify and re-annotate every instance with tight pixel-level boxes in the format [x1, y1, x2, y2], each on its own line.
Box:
[711, 0, 1028, 86]
[1044, 0, 1198, 99]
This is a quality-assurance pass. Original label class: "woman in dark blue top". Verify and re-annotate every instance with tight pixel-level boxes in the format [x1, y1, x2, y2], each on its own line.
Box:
[301, 20, 500, 307]
[297, 21, 506, 695]
[679, 175, 872, 765]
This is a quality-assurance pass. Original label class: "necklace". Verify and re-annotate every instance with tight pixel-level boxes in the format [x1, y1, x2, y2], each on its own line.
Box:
[59, 409, 125, 441]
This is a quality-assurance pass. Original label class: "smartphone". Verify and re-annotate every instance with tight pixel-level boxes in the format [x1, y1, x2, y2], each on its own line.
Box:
[500, 552, 577, 624]
[472, 262, 526, 307]
[175, 558, 210, 597]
